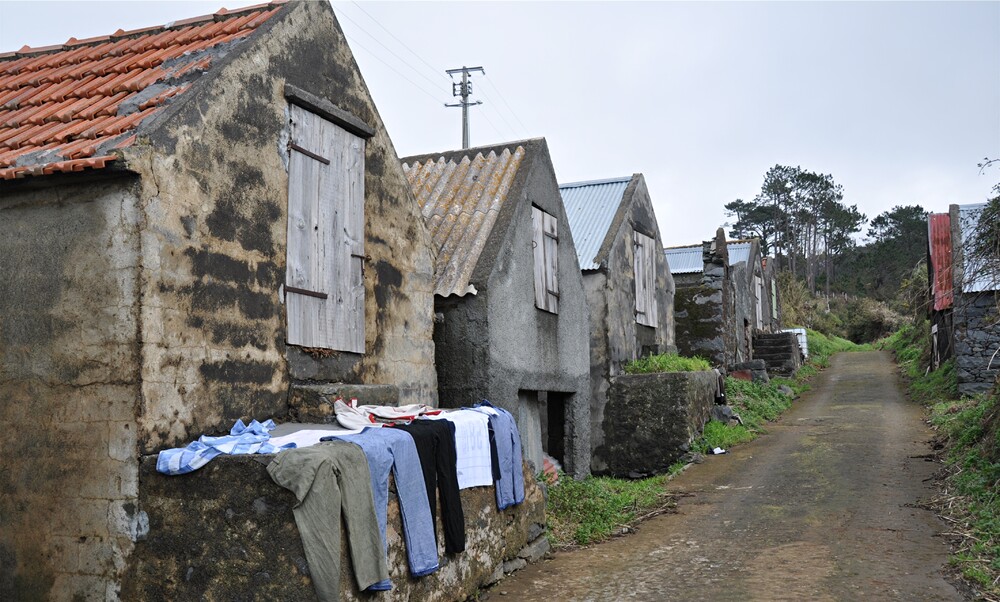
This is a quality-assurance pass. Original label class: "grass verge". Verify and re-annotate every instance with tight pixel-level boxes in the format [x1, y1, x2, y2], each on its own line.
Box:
[623, 352, 712, 374]
[545, 462, 686, 548]
[881, 320, 1000, 597]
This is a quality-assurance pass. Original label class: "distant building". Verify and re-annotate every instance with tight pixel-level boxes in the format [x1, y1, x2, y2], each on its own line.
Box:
[667, 230, 780, 369]
[927, 203, 1000, 394]
[560, 174, 676, 474]
[402, 139, 592, 478]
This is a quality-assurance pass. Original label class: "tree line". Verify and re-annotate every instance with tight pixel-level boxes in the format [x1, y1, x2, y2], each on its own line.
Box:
[725, 164, 929, 300]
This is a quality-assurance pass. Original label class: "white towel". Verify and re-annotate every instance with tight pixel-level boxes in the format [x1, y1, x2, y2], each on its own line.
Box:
[423, 410, 494, 489]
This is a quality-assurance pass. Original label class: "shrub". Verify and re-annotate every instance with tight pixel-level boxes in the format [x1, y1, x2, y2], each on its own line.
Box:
[623, 353, 711, 374]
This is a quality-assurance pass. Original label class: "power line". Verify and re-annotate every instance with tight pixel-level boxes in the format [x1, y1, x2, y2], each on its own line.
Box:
[482, 74, 530, 135]
[349, 1, 448, 83]
[344, 33, 443, 106]
[336, 8, 443, 92]
[473, 84, 519, 140]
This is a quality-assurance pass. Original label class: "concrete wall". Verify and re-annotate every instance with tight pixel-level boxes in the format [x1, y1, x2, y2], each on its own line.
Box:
[584, 176, 676, 473]
[0, 178, 146, 600]
[128, 0, 437, 453]
[123, 455, 547, 601]
[598, 371, 718, 477]
[483, 143, 591, 479]
[953, 293, 1000, 395]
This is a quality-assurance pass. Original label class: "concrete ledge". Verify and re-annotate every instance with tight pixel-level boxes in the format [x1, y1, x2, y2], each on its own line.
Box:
[124, 454, 545, 601]
[597, 371, 717, 477]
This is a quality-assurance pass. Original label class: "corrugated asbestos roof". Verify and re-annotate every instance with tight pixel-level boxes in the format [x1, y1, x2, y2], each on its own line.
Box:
[665, 245, 703, 274]
[559, 176, 631, 270]
[0, 1, 285, 180]
[928, 212, 953, 310]
[958, 202, 998, 293]
[402, 146, 526, 297]
[727, 241, 752, 266]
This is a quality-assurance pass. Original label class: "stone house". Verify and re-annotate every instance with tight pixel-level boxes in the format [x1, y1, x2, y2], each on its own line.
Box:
[0, 1, 439, 598]
[559, 174, 676, 474]
[667, 230, 779, 369]
[927, 203, 1000, 394]
[401, 139, 592, 478]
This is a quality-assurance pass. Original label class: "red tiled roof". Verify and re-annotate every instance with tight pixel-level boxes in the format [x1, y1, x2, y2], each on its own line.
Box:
[0, 1, 287, 181]
[928, 212, 953, 311]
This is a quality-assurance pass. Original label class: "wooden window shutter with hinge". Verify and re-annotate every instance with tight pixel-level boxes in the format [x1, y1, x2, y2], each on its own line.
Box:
[285, 104, 366, 353]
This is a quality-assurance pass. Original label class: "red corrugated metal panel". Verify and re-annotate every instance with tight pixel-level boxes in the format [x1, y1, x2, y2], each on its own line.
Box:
[929, 212, 953, 311]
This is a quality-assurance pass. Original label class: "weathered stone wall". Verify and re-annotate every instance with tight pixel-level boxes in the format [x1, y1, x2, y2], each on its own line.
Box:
[597, 371, 717, 477]
[0, 177, 146, 600]
[675, 235, 732, 368]
[584, 176, 676, 473]
[123, 455, 546, 601]
[482, 141, 591, 478]
[128, 0, 438, 453]
[953, 292, 1000, 396]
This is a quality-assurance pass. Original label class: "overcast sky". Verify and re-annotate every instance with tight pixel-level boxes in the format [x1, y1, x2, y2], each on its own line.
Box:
[3, 1, 998, 246]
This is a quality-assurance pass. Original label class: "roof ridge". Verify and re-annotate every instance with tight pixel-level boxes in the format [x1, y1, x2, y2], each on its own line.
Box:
[558, 176, 632, 188]
[0, 0, 288, 60]
[664, 243, 703, 250]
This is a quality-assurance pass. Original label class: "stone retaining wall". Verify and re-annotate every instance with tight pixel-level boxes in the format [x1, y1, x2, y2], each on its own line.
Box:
[123, 455, 547, 601]
[596, 371, 718, 477]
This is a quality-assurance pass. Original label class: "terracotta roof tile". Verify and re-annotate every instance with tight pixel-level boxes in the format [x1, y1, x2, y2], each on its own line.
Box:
[0, 1, 286, 180]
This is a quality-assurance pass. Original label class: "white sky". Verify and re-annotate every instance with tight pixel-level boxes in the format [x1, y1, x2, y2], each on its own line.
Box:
[2, 1, 998, 246]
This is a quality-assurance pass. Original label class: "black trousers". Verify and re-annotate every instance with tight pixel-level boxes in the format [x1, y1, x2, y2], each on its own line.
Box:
[393, 420, 466, 553]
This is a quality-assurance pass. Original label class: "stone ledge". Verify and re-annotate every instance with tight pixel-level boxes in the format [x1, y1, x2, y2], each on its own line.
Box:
[124, 453, 545, 601]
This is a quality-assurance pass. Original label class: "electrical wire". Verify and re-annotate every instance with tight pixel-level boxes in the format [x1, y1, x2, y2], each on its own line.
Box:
[350, 1, 449, 83]
[482, 74, 530, 135]
[336, 8, 444, 92]
[473, 84, 520, 140]
[343, 33, 444, 106]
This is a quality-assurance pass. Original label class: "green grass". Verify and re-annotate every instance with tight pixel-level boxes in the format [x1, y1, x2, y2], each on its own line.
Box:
[545, 463, 686, 547]
[929, 392, 1000, 595]
[880, 320, 1000, 596]
[623, 352, 712, 374]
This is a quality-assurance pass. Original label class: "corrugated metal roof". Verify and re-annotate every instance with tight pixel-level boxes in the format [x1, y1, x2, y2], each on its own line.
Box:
[665, 245, 703, 274]
[958, 202, 997, 293]
[402, 146, 525, 297]
[928, 212, 953, 310]
[727, 241, 752, 266]
[559, 176, 631, 270]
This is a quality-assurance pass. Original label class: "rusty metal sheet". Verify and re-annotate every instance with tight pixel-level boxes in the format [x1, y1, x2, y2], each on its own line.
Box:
[928, 212, 953, 311]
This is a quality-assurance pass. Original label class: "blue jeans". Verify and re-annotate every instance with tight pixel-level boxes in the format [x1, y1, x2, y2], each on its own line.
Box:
[323, 427, 439, 589]
[473, 401, 525, 510]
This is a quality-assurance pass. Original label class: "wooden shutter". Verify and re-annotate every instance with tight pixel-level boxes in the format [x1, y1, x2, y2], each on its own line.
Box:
[286, 104, 365, 353]
[531, 206, 559, 313]
[634, 231, 657, 327]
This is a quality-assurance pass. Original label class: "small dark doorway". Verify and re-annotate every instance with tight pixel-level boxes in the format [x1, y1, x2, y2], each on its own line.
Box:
[543, 392, 567, 466]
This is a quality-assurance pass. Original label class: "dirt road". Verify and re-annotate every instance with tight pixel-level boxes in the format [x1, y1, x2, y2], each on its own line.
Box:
[488, 351, 963, 601]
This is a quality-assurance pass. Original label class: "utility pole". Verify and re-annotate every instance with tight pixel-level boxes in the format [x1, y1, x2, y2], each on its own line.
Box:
[445, 66, 484, 149]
